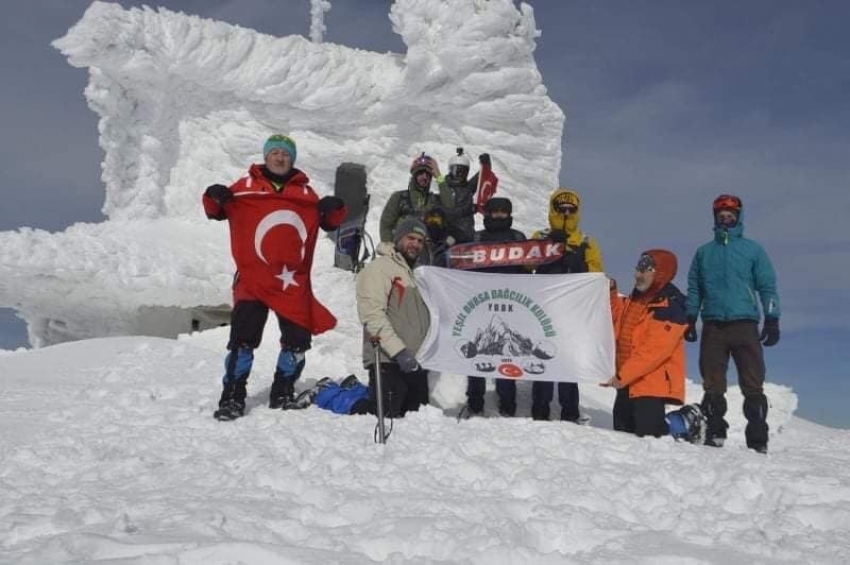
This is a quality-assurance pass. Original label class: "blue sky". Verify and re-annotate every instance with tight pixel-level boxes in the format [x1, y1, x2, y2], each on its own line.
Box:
[1, 0, 848, 428]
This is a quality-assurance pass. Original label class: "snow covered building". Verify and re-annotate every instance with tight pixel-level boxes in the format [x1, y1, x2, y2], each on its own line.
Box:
[0, 0, 563, 347]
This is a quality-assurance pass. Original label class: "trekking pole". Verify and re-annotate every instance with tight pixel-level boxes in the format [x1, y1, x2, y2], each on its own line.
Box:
[370, 334, 388, 444]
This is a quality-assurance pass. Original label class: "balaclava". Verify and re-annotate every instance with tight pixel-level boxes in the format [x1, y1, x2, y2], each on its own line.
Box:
[638, 249, 678, 297]
[483, 197, 513, 232]
[548, 188, 581, 234]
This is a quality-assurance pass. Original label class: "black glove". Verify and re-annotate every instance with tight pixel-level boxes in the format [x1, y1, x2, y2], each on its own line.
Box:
[760, 317, 780, 347]
[318, 195, 345, 215]
[479, 153, 491, 167]
[549, 229, 567, 244]
[684, 316, 698, 343]
[394, 349, 420, 373]
[205, 184, 234, 206]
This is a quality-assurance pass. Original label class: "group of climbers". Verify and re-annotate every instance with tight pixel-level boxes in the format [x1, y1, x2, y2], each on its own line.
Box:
[203, 136, 781, 455]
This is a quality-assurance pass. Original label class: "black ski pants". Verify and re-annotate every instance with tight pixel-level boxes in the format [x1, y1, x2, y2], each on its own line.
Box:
[227, 300, 312, 352]
[466, 376, 517, 414]
[612, 388, 669, 438]
[368, 363, 429, 418]
[531, 381, 580, 421]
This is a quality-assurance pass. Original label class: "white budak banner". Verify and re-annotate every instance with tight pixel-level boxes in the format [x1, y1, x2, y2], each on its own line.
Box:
[415, 267, 615, 383]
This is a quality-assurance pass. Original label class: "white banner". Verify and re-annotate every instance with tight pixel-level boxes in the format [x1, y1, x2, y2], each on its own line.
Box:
[415, 267, 615, 383]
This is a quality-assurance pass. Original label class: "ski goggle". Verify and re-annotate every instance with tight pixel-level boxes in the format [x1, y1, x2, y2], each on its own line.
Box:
[555, 203, 578, 214]
[449, 164, 469, 178]
[713, 194, 742, 211]
[636, 254, 656, 273]
[424, 213, 444, 227]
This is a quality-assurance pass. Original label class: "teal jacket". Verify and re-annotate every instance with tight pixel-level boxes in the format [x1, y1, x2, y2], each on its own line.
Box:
[686, 212, 780, 322]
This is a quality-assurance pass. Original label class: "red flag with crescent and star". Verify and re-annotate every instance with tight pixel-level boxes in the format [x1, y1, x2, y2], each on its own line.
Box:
[475, 162, 499, 213]
[226, 191, 336, 335]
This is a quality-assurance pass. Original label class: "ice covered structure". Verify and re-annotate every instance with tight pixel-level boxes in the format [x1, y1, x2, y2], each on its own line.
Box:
[0, 0, 563, 347]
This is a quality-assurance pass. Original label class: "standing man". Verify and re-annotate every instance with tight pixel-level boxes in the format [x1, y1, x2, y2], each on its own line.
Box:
[203, 134, 348, 421]
[437, 148, 490, 245]
[531, 188, 605, 422]
[686, 194, 780, 453]
[602, 250, 688, 438]
[379, 153, 452, 244]
[356, 218, 432, 417]
[464, 197, 527, 417]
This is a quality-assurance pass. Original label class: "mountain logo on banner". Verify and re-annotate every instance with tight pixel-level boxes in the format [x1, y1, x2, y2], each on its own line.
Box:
[451, 288, 557, 379]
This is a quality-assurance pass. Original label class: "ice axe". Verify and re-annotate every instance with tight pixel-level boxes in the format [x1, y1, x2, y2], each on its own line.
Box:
[369, 332, 391, 444]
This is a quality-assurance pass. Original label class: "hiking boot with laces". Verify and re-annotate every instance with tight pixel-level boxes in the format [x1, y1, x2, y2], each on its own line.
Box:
[284, 377, 334, 410]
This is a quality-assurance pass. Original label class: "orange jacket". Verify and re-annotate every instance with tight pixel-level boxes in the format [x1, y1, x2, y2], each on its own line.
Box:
[611, 248, 688, 404]
[611, 284, 687, 403]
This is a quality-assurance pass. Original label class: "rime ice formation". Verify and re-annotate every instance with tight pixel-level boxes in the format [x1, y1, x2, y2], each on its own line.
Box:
[0, 0, 563, 347]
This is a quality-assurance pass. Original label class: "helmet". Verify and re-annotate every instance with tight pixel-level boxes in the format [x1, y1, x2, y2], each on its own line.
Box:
[448, 147, 471, 180]
[410, 153, 433, 175]
[712, 194, 742, 212]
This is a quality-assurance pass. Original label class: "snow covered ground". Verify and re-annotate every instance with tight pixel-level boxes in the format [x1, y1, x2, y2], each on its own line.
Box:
[2, 328, 849, 563]
[1, 2, 849, 562]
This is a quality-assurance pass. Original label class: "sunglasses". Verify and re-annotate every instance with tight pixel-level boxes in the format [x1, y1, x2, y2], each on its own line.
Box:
[636, 254, 656, 273]
[424, 214, 444, 227]
[555, 204, 578, 214]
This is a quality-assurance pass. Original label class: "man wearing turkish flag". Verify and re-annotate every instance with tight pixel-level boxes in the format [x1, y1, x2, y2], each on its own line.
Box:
[203, 134, 348, 421]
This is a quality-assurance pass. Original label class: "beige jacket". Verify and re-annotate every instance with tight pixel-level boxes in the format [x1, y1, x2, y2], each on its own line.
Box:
[355, 242, 431, 367]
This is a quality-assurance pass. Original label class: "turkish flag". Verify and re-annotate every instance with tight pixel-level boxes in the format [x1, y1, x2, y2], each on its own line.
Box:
[227, 192, 336, 335]
[475, 164, 499, 213]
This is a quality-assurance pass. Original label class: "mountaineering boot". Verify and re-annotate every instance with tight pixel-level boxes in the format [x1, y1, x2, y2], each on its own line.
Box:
[495, 379, 516, 418]
[575, 413, 593, 426]
[465, 400, 484, 417]
[269, 348, 306, 409]
[340, 374, 361, 389]
[558, 382, 581, 422]
[701, 392, 729, 447]
[214, 377, 247, 421]
[531, 402, 550, 421]
[666, 404, 705, 444]
[465, 376, 485, 417]
[499, 402, 516, 417]
[287, 377, 334, 410]
[269, 378, 295, 409]
[214, 348, 252, 421]
[743, 393, 769, 453]
[457, 404, 482, 421]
